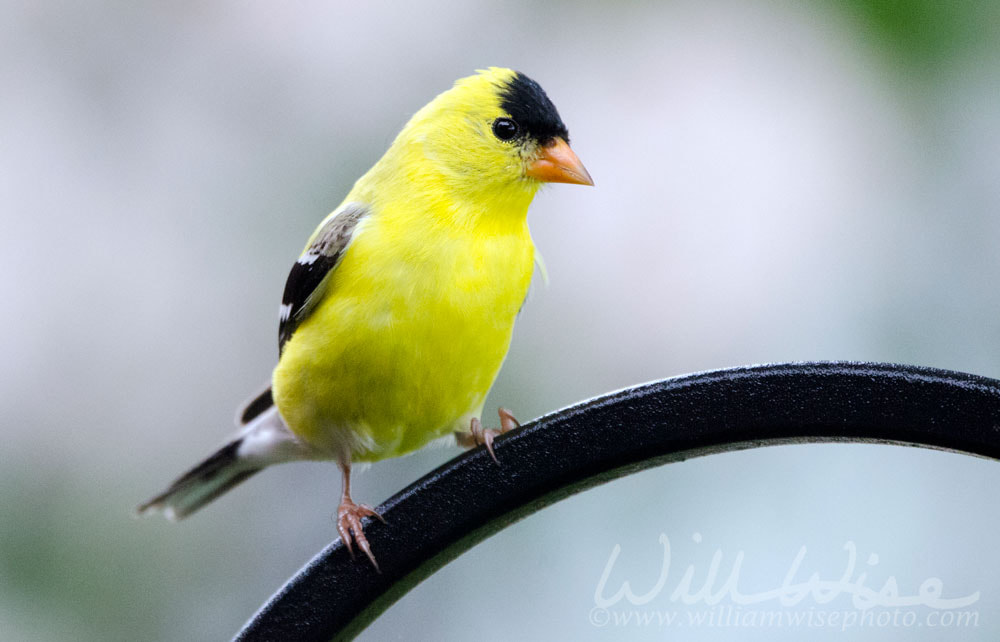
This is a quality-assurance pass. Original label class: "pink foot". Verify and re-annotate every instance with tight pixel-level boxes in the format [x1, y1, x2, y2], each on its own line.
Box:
[337, 499, 386, 572]
[456, 407, 521, 464]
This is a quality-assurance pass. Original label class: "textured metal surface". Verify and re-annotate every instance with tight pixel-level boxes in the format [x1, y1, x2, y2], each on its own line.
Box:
[235, 362, 1000, 641]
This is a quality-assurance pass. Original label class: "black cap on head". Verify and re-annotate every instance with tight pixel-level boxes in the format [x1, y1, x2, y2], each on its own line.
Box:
[499, 72, 570, 146]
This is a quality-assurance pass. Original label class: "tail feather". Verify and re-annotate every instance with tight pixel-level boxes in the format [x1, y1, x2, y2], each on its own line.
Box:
[237, 384, 274, 425]
[136, 438, 262, 520]
[137, 403, 311, 521]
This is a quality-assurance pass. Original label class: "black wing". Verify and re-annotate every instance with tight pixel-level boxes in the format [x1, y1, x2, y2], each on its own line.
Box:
[278, 202, 369, 354]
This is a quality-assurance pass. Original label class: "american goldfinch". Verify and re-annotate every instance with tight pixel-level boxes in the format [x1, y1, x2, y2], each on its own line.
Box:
[138, 67, 592, 568]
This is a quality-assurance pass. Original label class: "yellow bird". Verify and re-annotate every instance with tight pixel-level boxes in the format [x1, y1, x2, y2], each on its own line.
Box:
[138, 67, 592, 568]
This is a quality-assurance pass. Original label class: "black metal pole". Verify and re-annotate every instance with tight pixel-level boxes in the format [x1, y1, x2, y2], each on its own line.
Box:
[235, 362, 1000, 641]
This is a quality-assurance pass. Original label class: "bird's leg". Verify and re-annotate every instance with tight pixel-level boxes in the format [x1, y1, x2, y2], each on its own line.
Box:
[336, 461, 385, 572]
[455, 407, 521, 464]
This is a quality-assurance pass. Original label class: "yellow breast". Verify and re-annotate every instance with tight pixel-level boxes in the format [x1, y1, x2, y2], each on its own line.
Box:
[271, 199, 535, 462]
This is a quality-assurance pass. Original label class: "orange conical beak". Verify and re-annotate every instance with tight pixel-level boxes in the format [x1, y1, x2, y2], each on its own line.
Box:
[525, 137, 594, 186]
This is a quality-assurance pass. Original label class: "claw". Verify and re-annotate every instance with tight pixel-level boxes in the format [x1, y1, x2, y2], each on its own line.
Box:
[455, 409, 524, 464]
[467, 417, 498, 464]
[337, 500, 384, 572]
[359, 503, 387, 524]
[498, 407, 520, 433]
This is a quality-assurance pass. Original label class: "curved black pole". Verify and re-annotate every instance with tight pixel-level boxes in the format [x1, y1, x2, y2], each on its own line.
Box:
[235, 362, 1000, 641]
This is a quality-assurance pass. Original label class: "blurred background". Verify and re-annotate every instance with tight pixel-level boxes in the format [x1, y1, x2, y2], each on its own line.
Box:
[3, 0, 999, 639]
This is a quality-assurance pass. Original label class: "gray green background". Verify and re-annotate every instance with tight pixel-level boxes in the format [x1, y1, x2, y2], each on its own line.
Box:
[3, 1, 1000, 640]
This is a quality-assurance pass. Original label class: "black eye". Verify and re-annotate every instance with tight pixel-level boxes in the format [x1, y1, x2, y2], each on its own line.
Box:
[492, 117, 519, 141]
